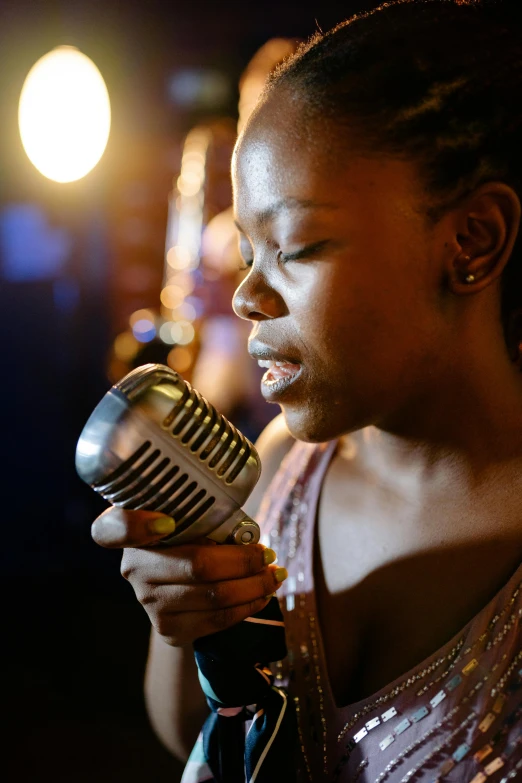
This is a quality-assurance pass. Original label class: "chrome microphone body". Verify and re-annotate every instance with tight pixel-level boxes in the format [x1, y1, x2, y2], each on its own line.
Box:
[75, 364, 261, 545]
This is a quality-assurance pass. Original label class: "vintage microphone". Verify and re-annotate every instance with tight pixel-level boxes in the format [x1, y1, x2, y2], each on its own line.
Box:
[75, 363, 261, 546]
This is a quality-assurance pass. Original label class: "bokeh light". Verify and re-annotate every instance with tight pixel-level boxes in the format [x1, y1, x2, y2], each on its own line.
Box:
[172, 301, 197, 322]
[113, 331, 139, 361]
[18, 46, 111, 183]
[176, 320, 195, 345]
[160, 284, 185, 309]
[166, 245, 192, 270]
[159, 322, 177, 344]
[167, 346, 192, 374]
[132, 318, 156, 342]
[129, 308, 156, 327]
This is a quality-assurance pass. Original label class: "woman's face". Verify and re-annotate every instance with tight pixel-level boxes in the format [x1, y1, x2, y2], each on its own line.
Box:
[232, 92, 451, 443]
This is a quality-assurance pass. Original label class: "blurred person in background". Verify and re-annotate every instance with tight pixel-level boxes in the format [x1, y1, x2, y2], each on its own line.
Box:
[191, 38, 299, 443]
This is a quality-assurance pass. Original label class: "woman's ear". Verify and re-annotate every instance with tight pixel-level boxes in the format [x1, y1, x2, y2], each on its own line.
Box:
[448, 181, 521, 296]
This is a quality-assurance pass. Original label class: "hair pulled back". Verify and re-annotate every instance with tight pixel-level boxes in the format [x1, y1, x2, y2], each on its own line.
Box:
[265, 0, 522, 335]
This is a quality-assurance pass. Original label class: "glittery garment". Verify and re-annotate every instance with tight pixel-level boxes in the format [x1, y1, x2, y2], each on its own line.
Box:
[256, 439, 522, 783]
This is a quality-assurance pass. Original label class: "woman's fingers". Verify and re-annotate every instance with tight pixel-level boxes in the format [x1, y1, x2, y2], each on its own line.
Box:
[120, 542, 275, 584]
[127, 564, 287, 612]
[153, 597, 276, 645]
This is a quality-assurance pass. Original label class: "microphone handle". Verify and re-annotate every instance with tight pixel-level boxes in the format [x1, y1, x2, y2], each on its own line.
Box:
[159, 508, 260, 547]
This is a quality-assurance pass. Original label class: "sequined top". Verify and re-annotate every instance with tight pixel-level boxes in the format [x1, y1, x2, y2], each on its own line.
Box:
[256, 439, 522, 783]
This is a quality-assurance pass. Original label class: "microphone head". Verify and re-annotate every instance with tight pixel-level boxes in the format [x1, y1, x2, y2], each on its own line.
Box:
[75, 364, 261, 545]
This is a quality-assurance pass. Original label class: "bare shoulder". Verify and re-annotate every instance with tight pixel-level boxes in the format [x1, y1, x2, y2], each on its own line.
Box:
[243, 413, 296, 519]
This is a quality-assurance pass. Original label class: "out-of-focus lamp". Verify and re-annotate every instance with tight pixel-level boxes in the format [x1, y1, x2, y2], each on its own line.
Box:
[18, 46, 111, 183]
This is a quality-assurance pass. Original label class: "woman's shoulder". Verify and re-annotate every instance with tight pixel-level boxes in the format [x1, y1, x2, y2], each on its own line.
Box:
[242, 413, 297, 521]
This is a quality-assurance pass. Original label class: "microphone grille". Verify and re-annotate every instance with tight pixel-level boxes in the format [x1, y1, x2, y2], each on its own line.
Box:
[93, 439, 217, 532]
[162, 382, 254, 485]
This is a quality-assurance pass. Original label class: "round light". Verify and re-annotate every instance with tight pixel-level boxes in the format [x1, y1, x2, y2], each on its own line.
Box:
[167, 346, 192, 374]
[129, 308, 156, 328]
[170, 322, 184, 343]
[114, 331, 139, 361]
[166, 245, 192, 270]
[160, 284, 185, 309]
[132, 319, 156, 343]
[177, 172, 203, 197]
[177, 320, 195, 346]
[19, 46, 111, 183]
[159, 322, 177, 344]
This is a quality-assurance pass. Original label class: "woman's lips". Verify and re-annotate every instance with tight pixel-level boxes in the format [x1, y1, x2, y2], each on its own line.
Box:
[257, 360, 302, 384]
[257, 361, 303, 400]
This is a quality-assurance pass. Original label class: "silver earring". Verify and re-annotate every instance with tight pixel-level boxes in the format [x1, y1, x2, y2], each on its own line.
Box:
[461, 255, 475, 283]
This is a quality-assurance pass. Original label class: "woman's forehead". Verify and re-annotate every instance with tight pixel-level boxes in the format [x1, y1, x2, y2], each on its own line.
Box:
[234, 130, 418, 230]
[233, 115, 344, 223]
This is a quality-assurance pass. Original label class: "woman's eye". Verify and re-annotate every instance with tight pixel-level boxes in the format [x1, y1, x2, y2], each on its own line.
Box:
[279, 239, 330, 263]
[237, 240, 330, 270]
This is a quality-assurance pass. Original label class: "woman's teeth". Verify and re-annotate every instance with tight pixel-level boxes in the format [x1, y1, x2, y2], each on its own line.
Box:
[257, 359, 302, 388]
[257, 360, 295, 368]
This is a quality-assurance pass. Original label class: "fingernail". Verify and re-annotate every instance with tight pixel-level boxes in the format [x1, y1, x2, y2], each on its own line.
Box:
[274, 567, 288, 583]
[263, 548, 277, 565]
[150, 517, 176, 535]
[264, 593, 276, 600]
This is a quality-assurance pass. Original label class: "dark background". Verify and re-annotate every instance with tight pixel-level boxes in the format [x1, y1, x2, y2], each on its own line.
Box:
[0, 1, 373, 780]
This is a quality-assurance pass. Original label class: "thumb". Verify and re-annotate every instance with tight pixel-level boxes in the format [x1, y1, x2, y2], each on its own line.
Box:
[91, 506, 177, 549]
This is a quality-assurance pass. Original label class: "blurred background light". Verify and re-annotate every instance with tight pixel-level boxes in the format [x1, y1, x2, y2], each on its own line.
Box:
[172, 301, 197, 322]
[166, 245, 192, 270]
[129, 308, 156, 327]
[131, 318, 156, 342]
[160, 283, 185, 308]
[18, 46, 111, 183]
[114, 331, 140, 361]
[159, 321, 177, 344]
[167, 346, 192, 373]
[167, 68, 232, 110]
[176, 320, 195, 345]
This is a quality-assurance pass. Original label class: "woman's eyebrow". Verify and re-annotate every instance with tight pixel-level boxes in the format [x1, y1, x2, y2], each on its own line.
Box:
[234, 197, 339, 232]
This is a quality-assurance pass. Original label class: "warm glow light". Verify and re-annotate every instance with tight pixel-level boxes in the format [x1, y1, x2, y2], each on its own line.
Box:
[114, 331, 139, 361]
[172, 302, 197, 322]
[177, 173, 203, 197]
[168, 346, 192, 373]
[129, 308, 156, 327]
[19, 46, 111, 183]
[166, 245, 192, 270]
[159, 322, 177, 344]
[160, 284, 185, 309]
[176, 320, 195, 346]
[171, 272, 195, 296]
[169, 322, 184, 343]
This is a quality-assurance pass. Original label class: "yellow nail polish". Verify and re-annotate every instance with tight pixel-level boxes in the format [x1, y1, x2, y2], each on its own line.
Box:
[274, 567, 288, 583]
[150, 517, 176, 535]
[263, 548, 277, 565]
[264, 593, 276, 600]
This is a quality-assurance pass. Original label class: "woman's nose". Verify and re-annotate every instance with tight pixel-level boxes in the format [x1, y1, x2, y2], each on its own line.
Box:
[232, 271, 285, 321]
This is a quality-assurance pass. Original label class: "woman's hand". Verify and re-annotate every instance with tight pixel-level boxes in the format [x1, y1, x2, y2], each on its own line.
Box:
[91, 507, 287, 647]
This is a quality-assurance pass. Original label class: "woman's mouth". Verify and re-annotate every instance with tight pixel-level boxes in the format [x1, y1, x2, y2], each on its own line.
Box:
[257, 360, 303, 399]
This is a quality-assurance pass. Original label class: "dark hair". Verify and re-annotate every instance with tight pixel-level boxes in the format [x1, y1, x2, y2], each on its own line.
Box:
[264, 0, 522, 342]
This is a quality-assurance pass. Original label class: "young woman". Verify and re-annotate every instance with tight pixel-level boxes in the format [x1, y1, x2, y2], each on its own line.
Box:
[92, 1, 522, 780]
